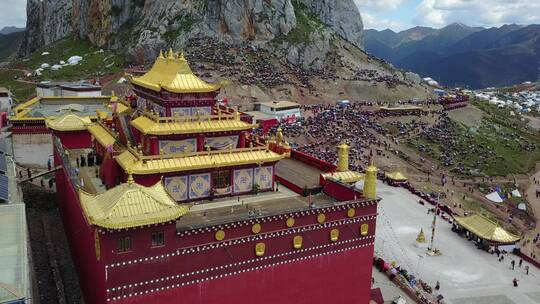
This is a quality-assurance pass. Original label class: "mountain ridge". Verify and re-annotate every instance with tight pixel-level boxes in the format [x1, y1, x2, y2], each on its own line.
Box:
[365, 23, 540, 88]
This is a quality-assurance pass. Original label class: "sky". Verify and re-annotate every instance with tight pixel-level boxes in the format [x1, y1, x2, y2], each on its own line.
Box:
[0, 0, 26, 30]
[1, 0, 540, 32]
[355, 0, 540, 32]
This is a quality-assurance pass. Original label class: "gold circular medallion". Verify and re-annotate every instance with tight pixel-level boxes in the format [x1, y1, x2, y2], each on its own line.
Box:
[286, 217, 295, 228]
[317, 213, 326, 224]
[360, 224, 369, 236]
[347, 208, 356, 218]
[215, 230, 226, 241]
[252, 223, 262, 234]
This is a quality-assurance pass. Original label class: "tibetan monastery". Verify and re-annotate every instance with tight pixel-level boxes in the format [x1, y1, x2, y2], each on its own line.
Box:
[50, 50, 380, 304]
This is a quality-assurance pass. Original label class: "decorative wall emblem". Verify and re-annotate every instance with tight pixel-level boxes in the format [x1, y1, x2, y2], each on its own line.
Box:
[189, 173, 211, 199]
[293, 235, 303, 249]
[317, 213, 326, 224]
[360, 223, 369, 236]
[254, 166, 273, 190]
[171, 107, 192, 116]
[252, 223, 262, 234]
[255, 242, 266, 257]
[159, 138, 197, 154]
[233, 168, 253, 193]
[192, 106, 212, 116]
[206, 135, 239, 150]
[164, 176, 188, 201]
[330, 229, 340, 242]
[347, 208, 356, 218]
[215, 230, 225, 241]
[286, 217, 295, 228]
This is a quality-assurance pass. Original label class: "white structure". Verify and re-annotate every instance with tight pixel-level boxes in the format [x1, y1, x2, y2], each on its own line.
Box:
[254, 101, 301, 121]
[36, 82, 102, 97]
[0, 87, 12, 112]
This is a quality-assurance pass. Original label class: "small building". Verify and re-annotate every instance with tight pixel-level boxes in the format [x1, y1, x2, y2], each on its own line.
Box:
[0, 88, 12, 112]
[36, 82, 102, 97]
[384, 171, 408, 186]
[244, 111, 279, 134]
[10, 95, 126, 167]
[254, 101, 301, 122]
[453, 214, 520, 251]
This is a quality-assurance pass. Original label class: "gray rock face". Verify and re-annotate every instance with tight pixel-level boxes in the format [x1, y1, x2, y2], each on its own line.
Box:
[19, 0, 73, 56]
[299, 0, 363, 48]
[19, 0, 364, 69]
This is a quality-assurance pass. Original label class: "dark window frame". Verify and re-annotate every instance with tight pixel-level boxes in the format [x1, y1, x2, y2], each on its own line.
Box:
[117, 236, 132, 253]
[151, 231, 165, 247]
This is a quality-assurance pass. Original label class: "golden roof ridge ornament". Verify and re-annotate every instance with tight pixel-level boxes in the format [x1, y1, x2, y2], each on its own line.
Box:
[127, 169, 134, 185]
[159, 50, 164, 59]
[167, 48, 174, 59]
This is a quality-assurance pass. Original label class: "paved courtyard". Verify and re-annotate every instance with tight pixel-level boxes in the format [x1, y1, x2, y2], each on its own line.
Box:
[375, 182, 540, 304]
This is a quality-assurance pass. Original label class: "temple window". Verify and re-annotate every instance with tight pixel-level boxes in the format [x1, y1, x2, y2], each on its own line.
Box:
[151, 231, 165, 247]
[117, 236, 132, 253]
[212, 170, 231, 194]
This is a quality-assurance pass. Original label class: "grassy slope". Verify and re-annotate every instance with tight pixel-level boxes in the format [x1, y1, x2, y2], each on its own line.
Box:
[0, 31, 24, 62]
[3, 36, 124, 103]
[409, 101, 540, 176]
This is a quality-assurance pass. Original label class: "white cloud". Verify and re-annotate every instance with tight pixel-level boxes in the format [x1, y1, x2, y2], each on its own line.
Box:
[361, 12, 409, 31]
[354, 0, 405, 12]
[414, 0, 540, 28]
[0, 0, 26, 29]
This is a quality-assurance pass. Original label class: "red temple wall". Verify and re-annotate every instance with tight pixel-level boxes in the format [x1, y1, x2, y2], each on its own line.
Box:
[291, 150, 337, 172]
[322, 180, 365, 202]
[113, 245, 374, 304]
[56, 131, 92, 149]
[54, 150, 107, 304]
[99, 201, 377, 302]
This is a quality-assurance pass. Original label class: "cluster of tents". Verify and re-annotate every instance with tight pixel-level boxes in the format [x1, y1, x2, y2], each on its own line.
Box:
[485, 187, 526, 211]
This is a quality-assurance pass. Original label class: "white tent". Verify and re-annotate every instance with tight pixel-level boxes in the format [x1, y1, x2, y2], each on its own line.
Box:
[518, 203, 527, 211]
[486, 191, 503, 203]
[511, 189, 521, 198]
[67, 55, 83, 65]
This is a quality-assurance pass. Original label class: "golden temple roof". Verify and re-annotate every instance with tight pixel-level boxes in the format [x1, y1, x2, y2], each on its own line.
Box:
[115, 148, 285, 175]
[45, 114, 92, 131]
[87, 124, 117, 147]
[385, 171, 407, 181]
[130, 50, 221, 93]
[454, 214, 520, 243]
[130, 115, 255, 135]
[80, 180, 190, 229]
[322, 171, 364, 183]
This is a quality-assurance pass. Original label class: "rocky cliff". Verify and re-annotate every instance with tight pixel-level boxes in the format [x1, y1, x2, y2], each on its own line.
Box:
[20, 0, 362, 68]
[19, 0, 431, 102]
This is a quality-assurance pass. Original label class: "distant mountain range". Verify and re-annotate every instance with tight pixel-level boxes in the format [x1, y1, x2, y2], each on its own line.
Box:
[364, 23, 540, 89]
[0, 26, 24, 35]
[0, 26, 25, 62]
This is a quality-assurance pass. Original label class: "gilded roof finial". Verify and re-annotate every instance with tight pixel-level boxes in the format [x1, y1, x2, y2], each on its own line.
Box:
[127, 170, 134, 185]
[276, 128, 283, 144]
[158, 50, 164, 59]
[179, 52, 186, 60]
[167, 48, 174, 59]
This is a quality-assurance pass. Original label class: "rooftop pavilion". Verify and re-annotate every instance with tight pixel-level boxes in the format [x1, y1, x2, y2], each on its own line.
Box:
[12, 95, 127, 121]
